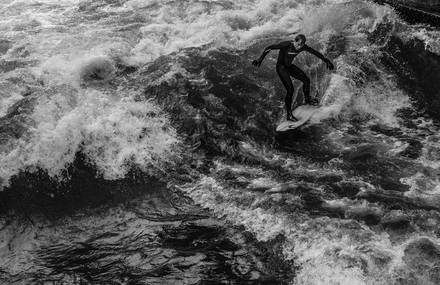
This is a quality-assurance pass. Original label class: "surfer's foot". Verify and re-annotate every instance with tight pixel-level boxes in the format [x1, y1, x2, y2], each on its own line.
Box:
[306, 98, 320, 106]
[287, 114, 298, 122]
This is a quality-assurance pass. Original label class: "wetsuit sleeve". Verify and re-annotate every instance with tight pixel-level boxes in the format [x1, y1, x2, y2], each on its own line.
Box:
[304, 45, 327, 62]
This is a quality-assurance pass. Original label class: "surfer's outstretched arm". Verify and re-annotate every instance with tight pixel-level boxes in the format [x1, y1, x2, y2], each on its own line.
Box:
[252, 41, 289, 67]
[304, 45, 335, 70]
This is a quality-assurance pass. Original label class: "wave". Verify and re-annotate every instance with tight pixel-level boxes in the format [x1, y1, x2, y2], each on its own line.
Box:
[1, 0, 440, 284]
[0, 0, 436, 213]
[181, 160, 440, 285]
[0, 58, 179, 188]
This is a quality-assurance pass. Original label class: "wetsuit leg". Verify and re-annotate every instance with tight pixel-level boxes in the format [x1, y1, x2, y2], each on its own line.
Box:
[276, 65, 295, 120]
[288, 65, 311, 104]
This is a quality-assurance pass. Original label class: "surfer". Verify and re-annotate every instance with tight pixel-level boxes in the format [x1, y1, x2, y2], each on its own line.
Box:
[252, 34, 334, 121]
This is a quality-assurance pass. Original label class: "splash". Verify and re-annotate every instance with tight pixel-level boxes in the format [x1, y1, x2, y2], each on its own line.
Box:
[182, 157, 440, 285]
[181, 171, 397, 285]
[0, 87, 179, 186]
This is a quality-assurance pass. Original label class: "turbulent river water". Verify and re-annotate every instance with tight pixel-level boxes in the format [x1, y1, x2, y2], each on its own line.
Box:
[1, 0, 440, 284]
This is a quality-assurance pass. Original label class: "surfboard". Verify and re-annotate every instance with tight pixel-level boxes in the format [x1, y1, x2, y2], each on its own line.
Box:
[276, 105, 320, 132]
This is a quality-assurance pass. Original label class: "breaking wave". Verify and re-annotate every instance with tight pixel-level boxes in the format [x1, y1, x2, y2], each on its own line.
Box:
[1, 0, 440, 284]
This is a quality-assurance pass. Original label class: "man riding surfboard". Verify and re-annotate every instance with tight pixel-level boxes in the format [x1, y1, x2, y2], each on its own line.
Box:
[252, 34, 334, 121]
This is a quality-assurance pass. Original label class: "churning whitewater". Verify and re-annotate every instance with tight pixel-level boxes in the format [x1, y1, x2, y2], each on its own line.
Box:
[1, 0, 440, 284]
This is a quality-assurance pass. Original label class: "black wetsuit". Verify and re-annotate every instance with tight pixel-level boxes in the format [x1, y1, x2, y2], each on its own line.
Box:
[256, 41, 330, 119]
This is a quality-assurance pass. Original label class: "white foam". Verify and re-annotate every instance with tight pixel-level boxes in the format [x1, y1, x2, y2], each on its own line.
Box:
[181, 173, 409, 285]
[0, 89, 179, 186]
[409, 28, 440, 55]
[0, 90, 23, 118]
[417, 132, 440, 169]
[401, 172, 440, 200]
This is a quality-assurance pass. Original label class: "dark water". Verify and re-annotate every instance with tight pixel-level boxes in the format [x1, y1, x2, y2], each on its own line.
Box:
[2, 187, 292, 284]
[1, 0, 440, 284]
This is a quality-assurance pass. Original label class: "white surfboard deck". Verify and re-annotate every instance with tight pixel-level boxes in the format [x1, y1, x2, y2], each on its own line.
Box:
[276, 105, 320, 132]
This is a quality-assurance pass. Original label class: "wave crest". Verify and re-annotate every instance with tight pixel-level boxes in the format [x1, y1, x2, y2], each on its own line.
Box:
[0, 88, 179, 188]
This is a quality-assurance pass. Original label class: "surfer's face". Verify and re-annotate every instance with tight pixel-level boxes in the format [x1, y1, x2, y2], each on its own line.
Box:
[293, 37, 305, 49]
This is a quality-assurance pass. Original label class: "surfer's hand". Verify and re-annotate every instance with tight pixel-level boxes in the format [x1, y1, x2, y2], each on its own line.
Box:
[252, 59, 262, 67]
[325, 59, 334, 70]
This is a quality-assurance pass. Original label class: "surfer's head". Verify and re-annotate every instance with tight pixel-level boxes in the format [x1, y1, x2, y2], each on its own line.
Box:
[293, 34, 306, 49]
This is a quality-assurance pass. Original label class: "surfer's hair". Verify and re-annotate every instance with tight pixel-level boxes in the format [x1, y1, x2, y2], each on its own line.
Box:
[295, 34, 306, 43]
